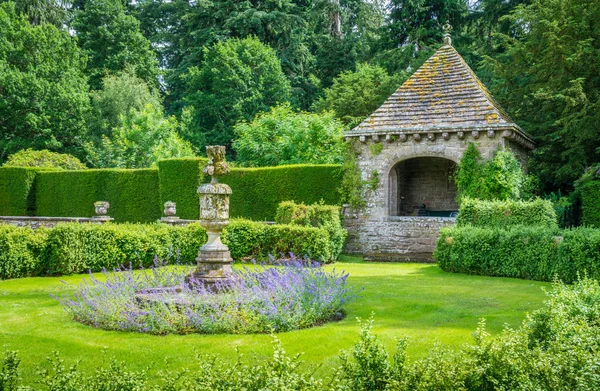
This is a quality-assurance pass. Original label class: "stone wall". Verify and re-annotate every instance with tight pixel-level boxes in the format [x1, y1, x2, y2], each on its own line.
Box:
[343, 213, 455, 262]
[0, 216, 113, 229]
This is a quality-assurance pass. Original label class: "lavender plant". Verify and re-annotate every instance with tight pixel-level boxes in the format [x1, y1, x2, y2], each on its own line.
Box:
[57, 255, 356, 334]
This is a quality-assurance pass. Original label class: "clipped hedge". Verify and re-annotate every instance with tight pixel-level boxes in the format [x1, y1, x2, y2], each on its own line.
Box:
[222, 219, 333, 262]
[158, 158, 208, 220]
[0, 167, 43, 216]
[43, 223, 206, 275]
[435, 225, 600, 283]
[0, 225, 47, 279]
[580, 181, 600, 228]
[35, 169, 161, 223]
[456, 198, 558, 229]
[275, 201, 347, 260]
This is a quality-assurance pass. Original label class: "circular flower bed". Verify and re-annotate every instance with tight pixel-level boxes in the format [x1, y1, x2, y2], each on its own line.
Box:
[57, 258, 357, 334]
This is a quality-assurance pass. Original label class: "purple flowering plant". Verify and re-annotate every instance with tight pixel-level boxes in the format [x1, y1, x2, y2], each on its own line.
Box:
[56, 255, 358, 334]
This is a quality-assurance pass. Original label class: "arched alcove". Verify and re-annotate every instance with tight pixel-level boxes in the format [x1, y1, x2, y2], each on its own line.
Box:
[388, 157, 458, 217]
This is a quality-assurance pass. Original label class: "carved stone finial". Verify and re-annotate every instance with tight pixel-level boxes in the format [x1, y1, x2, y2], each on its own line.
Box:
[443, 21, 453, 46]
[203, 146, 230, 183]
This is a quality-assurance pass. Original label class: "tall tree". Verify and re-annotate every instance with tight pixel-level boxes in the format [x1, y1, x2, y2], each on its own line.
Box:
[0, 2, 90, 163]
[73, 0, 159, 90]
[1, 0, 70, 26]
[485, 0, 600, 190]
[182, 37, 291, 151]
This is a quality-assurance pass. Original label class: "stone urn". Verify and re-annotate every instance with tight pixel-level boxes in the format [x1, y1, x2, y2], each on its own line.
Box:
[164, 201, 177, 217]
[93, 201, 110, 219]
[188, 146, 233, 290]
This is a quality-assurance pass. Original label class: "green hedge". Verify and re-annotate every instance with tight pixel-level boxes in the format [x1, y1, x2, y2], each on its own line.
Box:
[35, 169, 161, 223]
[223, 165, 343, 221]
[222, 219, 333, 262]
[158, 158, 208, 220]
[456, 198, 558, 229]
[435, 225, 600, 283]
[0, 167, 43, 216]
[0, 225, 47, 279]
[580, 181, 600, 227]
[275, 201, 347, 260]
[43, 223, 206, 275]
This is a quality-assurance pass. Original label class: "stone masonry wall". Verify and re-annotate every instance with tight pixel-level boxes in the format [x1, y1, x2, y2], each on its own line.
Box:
[0, 216, 113, 229]
[343, 214, 456, 262]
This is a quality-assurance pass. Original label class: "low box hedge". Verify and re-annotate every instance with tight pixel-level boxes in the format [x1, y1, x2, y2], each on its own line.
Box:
[435, 225, 600, 283]
[0, 224, 47, 279]
[456, 198, 558, 229]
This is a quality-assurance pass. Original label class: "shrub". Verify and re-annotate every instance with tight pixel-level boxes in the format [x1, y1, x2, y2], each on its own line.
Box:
[435, 225, 600, 283]
[57, 258, 355, 334]
[233, 104, 345, 167]
[222, 219, 334, 263]
[157, 158, 207, 220]
[0, 225, 46, 279]
[456, 198, 558, 229]
[35, 169, 161, 223]
[43, 223, 206, 275]
[3, 149, 87, 170]
[579, 181, 600, 227]
[0, 167, 40, 216]
[275, 201, 347, 261]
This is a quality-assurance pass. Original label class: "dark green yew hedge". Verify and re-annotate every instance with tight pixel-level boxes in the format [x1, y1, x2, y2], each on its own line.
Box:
[158, 158, 207, 220]
[35, 169, 162, 223]
[0, 167, 44, 216]
[435, 225, 600, 283]
[0, 160, 342, 222]
[580, 181, 600, 228]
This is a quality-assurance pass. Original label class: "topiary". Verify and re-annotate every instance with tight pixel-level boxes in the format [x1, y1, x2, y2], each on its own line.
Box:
[3, 149, 87, 170]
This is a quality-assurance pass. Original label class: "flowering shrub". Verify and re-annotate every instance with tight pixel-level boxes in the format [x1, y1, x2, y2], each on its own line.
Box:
[57, 256, 356, 334]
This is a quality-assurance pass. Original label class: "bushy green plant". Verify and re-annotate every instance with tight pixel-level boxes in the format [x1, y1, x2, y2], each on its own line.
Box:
[222, 219, 334, 263]
[456, 198, 558, 229]
[455, 144, 528, 202]
[0, 225, 46, 280]
[275, 201, 347, 261]
[43, 223, 206, 275]
[435, 225, 600, 283]
[3, 149, 87, 170]
[578, 181, 600, 228]
[233, 104, 345, 167]
[85, 104, 195, 169]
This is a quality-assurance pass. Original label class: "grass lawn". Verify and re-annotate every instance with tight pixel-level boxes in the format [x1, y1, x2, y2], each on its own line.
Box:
[0, 255, 549, 385]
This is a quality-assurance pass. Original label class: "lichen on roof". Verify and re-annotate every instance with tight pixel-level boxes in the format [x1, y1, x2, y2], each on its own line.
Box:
[347, 43, 527, 137]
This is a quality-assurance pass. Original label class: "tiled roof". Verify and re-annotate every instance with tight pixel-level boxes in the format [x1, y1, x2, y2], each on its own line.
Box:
[346, 44, 533, 148]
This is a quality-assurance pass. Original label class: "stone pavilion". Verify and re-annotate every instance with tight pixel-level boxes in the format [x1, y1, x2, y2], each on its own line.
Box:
[343, 25, 534, 261]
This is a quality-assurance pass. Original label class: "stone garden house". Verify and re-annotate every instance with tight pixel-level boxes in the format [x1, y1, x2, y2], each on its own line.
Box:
[343, 27, 534, 261]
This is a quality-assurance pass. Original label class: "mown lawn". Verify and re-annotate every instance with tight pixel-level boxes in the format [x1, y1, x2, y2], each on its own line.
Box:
[0, 256, 549, 386]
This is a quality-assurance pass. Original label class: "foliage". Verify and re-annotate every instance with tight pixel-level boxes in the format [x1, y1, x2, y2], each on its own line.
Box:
[8, 0, 70, 26]
[233, 104, 345, 167]
[275, 201, 347, 261]
[84, 104, 195, 169]
[456, 198, 558, 229]
[435, 225, 600, 283]
[35, 168, 161, 223]
[455, 144, 528, 201]
[484, 0, 600, 190]
[0, 2, 90, 163]
[546, 190, 581, 229]
[88, 69, 162, 140]
[0, 167, 43, 216]
[579, 181, 600, 228]
[338, 140, 378, 210]
[157, 158, 208, 220]
[57, 258, 356, 334]
[0, 224, 46, 280]
[183, 37, 291, 151]
[3, 149, 87, 170]
[314, 63, 402, 128]
[72, 0, 159, 90]
[221, 165, 343, 221]
[223, 219, 335, 263]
